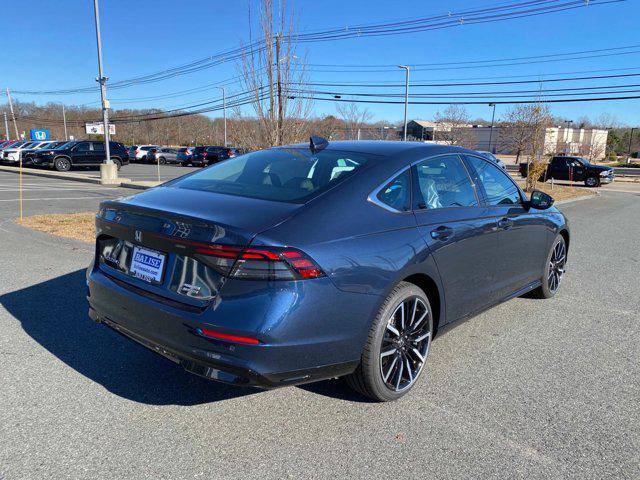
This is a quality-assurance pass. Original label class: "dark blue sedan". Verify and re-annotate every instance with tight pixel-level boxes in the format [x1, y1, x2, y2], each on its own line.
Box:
[87, 139, 569, 401]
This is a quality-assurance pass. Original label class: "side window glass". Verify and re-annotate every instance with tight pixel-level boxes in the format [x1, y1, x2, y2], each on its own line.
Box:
[76, 142, 91, 152]
[465, 155, 521, 206]
[413, 155, 478, 209]
[92, 142, 104, 152]
[376, 169, 411, 212]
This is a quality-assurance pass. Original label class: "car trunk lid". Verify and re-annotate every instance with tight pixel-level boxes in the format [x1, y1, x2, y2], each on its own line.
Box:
[95, 187, 301, 306]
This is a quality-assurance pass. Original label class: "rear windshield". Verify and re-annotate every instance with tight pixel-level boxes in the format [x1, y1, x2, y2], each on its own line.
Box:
[170, 148, 375, 203]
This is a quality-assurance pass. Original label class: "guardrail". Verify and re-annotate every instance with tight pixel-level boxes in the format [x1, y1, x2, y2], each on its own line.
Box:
[504, 164, 640, 177]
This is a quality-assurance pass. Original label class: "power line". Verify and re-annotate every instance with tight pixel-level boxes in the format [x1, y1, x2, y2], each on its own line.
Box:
[4, 0, 618, 95]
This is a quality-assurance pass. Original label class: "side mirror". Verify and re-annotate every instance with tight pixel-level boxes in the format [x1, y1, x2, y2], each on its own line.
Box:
[529, 190, 554, 210]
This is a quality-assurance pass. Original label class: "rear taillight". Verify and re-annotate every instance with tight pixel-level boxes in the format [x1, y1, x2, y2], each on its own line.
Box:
[228, 150, 235, 157]
[187, 242, 324, 280]
[202, 152, 208, 157]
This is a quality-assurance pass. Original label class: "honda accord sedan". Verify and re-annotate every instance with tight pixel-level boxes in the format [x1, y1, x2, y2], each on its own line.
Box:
[87, 138, 569, 401]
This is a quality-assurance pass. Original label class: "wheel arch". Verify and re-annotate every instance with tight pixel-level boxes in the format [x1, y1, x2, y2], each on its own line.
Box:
[559, 228, 570, 253]
[402, 273, 442, 336]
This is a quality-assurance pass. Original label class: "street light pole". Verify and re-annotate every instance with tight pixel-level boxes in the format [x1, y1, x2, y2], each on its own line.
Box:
[92, 0, 113, 175]
[488, 103, 496, 152]
[398, 65, 410, 141]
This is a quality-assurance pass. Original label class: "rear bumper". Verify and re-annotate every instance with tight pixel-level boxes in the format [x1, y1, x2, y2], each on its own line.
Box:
[87, 266, 376, 388]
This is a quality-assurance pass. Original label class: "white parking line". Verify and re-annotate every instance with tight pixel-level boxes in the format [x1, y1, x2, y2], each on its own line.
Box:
[0, 196, 110, 202]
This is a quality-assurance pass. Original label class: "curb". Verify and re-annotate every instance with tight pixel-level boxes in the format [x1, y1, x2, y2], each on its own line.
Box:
[0, 165, 157, 191]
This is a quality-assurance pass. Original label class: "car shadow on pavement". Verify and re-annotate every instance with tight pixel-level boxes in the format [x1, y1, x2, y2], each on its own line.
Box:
[0, 269, 258, 406]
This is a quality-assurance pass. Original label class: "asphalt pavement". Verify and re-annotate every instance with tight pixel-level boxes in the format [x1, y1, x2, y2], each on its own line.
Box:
[0, 172, 638, 479]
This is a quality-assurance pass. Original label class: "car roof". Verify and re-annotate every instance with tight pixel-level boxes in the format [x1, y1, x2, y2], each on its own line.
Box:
[278, 140, 473, 158]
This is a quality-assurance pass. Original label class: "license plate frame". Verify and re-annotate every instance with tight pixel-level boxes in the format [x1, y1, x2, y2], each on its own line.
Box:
[129, 245, 167, 284]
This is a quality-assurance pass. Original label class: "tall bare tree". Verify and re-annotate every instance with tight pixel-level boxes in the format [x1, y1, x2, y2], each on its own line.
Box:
[238, 0, 311, 148]
[432, 105, 473, 147]
[336, 103, 372, 140]
[499, 103, 552, 164]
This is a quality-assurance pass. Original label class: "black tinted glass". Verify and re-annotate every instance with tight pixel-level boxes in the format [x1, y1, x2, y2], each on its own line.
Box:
[377, 170, 411, 211]
[171, 148, 375, 203]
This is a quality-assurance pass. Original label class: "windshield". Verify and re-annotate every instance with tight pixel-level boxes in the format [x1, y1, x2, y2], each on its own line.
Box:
[170, 148, 376, 203]
[54, 141, 74, 150]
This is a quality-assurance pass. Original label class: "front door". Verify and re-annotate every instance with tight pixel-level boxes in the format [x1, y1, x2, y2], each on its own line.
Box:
[72, 141, 93, 165]
[464, 155, 551, 298]
[412, 154, 500, 323]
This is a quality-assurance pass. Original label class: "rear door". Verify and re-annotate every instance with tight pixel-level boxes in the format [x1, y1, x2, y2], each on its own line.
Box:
[90, 142, 106, 164]
[412, 154, 500, 323]
[464, 154, 550, 298]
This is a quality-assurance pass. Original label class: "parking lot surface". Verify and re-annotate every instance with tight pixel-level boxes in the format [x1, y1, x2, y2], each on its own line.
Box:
[118, 162, 199, 182]
[0, 173, 638, 479]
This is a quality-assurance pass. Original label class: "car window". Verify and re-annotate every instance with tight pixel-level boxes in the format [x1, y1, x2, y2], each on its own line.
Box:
[92, 142, 104, 151]
[76, 142, 91, 152]
[413, 155, 478, 209]
[465, 155, 521, 206]
[171, 148, 376, 203]
[376, 170, 411, 212]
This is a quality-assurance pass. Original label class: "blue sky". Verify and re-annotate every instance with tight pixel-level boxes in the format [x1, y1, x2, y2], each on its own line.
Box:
[2, 0, 640, 125]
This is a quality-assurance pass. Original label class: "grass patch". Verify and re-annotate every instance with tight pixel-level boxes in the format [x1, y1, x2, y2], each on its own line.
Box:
[515, 179, 596, 202]
[19, 212, 95, 243]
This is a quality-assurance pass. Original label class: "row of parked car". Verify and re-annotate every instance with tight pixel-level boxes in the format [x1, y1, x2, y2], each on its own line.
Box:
[0, 139, 130, 171]
[127, 145, 242, 167]
[0, 139, 244, 171]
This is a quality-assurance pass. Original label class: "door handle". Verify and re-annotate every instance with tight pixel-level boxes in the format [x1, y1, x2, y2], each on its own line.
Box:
[430, 225, 453, 240]
[497, 217, 514, 230]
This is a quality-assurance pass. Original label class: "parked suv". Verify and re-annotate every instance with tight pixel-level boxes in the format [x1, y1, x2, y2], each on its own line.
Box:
[191, 145, 239, 167]
[146, 147, 179, 164]
[177, 147, 194, 166]
[22, 141, 67, 165]
[31, 140, 129, 171]
[520, 156, 614, 187]
[130, 145, 159, 163]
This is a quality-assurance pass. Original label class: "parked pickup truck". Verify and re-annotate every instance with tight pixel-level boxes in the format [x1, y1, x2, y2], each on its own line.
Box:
[520, 156, 614, 187]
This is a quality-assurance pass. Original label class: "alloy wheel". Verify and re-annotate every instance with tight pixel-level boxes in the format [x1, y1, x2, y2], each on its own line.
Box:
[548, 238, 566, 293]
[586, 177, 598, 187]
[379, 296, 431, 392]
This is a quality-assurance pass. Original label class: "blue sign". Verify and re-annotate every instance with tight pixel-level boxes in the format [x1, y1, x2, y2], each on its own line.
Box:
[30, 129, 49, 141]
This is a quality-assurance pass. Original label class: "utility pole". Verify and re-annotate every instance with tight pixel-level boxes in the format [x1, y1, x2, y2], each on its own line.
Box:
[92, 0, 116, 184]
[488, 103, 496, 153]
[5, 88, 19, 139]
[275, 33, 283, 146]
[3, 112, 9, 141]
[216, 87, 227, 147]
[62, 104, 68, 140]
[398, 66, 410, 141]
[627, 127, 635, 158]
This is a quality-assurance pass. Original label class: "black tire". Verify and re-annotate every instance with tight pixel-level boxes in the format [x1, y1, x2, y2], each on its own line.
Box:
[158, 157, 166, 165]
[345, 281, 433, 402]
[585, 176, 600, 187]
[112, 158, 122, 170]
[53, 157, 71, 172]
[181, 161, 190, 167]
[530, 234, 567, 299]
